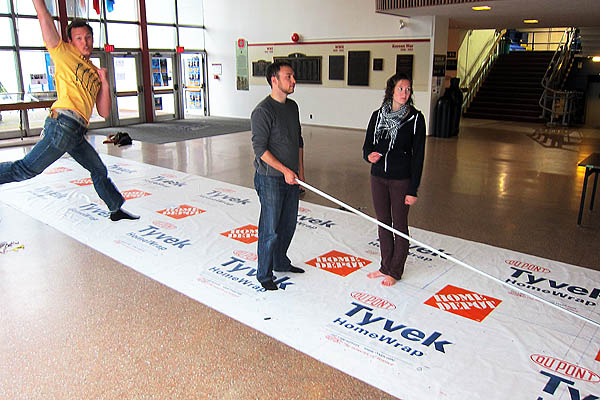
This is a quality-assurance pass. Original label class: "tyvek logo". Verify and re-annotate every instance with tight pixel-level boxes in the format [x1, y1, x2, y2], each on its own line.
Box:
[424, 285, 502, 322]
[351, 292, 396, 310]
[157, 204, 205, 220]
[70, 178, 93, 186]
[531, 354, 600, 383]
[44, 167, 72, 174]
[146, 175, 186, 188]
[221, 225, 258, 244]
[305, 250, 372, 277]
[121, 189, 151, 200]
[107, 164, 136, 175]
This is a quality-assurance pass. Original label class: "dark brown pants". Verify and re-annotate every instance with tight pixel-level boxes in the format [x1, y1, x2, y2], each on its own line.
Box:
[370, 175, 410, 280]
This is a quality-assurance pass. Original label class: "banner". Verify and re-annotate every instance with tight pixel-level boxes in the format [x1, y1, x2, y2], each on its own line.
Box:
[1, 154, 599, 399]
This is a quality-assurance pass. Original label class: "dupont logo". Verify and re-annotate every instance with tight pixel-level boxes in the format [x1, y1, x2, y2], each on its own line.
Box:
[531, 354, 600, 382]
[215, 187, 236, 193]
[233, 250, 258, 261]
[424, 285, 502, 322]
[505, 260, 551, 274]
[157, 204, 205, 219]
[305, 250, 372, 277]
[152, 220, 177, 230]
[298, 206, 311, 213]
[70, 178, 93, 186]
[221, 224, 258, 244]
[350, 292, 396, 310]
[121, 189, 151, 200]
[44, 167, 72, 174]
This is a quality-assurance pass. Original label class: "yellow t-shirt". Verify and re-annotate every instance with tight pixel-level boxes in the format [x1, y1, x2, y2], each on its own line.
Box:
[48, 41, 101, 122]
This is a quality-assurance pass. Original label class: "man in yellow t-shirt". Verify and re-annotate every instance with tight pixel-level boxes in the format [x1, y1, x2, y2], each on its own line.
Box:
[0, 0, 138, 221]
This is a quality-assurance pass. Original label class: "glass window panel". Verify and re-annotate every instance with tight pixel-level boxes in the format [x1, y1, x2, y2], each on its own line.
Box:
[117, 96, 139, 120]
[145, 0, 175, 24]
[107, 22, 139, 48]
[154, 93, 174, 116]
[151, 57, 173, 89]
[148, 25, 176, 49]
[177, 0, 203, 26]
[88, 56, 106, 123]
[105, 0, 138, 22]
[88, 21, 102, 48]
[114, 57, 138, 92]
[65, 0, 89, 19]
[16, 0, 57, 16]
[179, 27, 204, 50]
[0, 0, 8, 14]
[20, 50, 55, 93]
[0, 50, 20, 135]
[17, 18, 59, 47]
[0, 17, 14, 46]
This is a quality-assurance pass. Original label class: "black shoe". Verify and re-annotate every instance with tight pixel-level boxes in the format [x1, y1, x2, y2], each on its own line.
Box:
[110, 208, 140, 221]
[261, 280, 278, 291]
[288, 266, 305, 273]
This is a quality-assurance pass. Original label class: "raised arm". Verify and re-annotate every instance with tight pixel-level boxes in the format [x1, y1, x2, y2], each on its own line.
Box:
[32, 0, 60, 49]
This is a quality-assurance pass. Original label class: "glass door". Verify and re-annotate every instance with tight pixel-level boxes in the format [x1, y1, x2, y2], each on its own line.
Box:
[112, 53, 143, 125]
[89, 52, 110, 129]
[151, 53, 178, 121]
[180, 52, 207, 118]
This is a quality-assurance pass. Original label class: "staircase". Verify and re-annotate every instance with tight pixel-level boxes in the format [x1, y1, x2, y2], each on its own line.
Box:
[464, 51, 554, 123]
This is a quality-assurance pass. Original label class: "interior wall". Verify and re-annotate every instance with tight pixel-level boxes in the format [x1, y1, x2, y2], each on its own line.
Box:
[203, 0, 435, 130]
[457, 29, 497, 89]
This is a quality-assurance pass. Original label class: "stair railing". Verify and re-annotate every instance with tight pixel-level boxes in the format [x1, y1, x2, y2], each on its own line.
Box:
[461, 29, 506, 112]
[539, 28, 580, 126]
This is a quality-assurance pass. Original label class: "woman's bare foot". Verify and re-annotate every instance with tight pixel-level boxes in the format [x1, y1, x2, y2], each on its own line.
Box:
[382, 276, 398, 286]
[367, 270, 386, 279]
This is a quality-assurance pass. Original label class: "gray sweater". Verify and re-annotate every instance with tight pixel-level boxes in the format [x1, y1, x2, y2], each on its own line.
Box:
[251, 96, 304, 177]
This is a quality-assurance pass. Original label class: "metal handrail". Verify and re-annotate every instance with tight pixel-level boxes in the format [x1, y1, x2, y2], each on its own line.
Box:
[461, 29, 506, 111]
[539, 28, 581, 126]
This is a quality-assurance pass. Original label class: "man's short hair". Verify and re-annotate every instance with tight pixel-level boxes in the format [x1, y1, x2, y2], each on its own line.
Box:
[67, 19, 93, 41]
[266, 61, 293, 88]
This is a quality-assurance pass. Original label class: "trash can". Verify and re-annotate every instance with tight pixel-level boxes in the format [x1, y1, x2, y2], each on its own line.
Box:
[444, 78, 463, 136]
[433, 95, 452, 138]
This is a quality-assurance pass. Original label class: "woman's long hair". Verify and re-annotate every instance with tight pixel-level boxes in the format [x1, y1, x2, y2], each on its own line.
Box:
[382, 73, 414, 107]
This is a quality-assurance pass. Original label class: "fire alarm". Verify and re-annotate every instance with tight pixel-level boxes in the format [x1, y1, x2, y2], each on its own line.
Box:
[291, 33, 299, 42]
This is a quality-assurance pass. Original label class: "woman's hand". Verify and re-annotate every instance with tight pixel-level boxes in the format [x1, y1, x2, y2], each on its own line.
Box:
[405, 195, 417, 206]
[367, 152, 382, 163]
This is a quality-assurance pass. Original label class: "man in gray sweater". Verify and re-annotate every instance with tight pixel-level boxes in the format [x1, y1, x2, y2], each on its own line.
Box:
[251, 61, 305, 291]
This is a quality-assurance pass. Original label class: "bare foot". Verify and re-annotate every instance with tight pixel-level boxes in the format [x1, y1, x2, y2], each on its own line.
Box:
[382, 276, 397, 286]
[367, 270, 386, 279]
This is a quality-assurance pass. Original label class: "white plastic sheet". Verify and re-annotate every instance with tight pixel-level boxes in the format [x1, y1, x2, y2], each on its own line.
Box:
[1, 154, 599, 399]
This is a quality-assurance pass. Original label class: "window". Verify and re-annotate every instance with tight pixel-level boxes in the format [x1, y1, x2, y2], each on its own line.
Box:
[0, 17, 13, 46]
[177, 0, 203, 26]
[107, 22, 139, 48]
[148, 25, 176, 49]
[146, 0, 175, 24]
[179, 27, 204, 50]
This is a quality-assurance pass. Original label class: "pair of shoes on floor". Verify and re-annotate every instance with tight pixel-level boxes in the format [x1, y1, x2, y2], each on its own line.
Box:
[274, 266, 305, 273]
[261, 280, 278, 291]
[103, 131, 132, 147]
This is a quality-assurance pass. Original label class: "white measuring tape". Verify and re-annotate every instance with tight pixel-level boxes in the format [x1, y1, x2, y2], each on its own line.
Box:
[296, 179, 600, 329]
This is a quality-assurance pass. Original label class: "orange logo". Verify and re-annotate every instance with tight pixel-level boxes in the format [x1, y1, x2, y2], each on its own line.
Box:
[305, 250, 371, 277]
[221, 224, 258, 244]
[44, 167, 72, 174]
[157, 204, 205, 219]
[121, 189, 151, 200]
[70, 178, 93, 186]
[424, 284, 502, 322]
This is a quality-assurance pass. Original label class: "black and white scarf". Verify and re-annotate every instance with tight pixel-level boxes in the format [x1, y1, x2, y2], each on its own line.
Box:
[373, 100, 410, 149]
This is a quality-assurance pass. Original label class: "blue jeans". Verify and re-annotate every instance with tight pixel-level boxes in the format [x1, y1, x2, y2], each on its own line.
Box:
[254, 172, 299, 283]
[0, 114, 124, 212]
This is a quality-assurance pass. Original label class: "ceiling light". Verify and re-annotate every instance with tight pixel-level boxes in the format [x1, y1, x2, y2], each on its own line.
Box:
[523, 19, 539, 24]
[592, 56, 600, 62]
[472, 6, 491, 10]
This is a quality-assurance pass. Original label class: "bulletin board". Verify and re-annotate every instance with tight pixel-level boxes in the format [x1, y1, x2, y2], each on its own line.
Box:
[248, 38, 431, 92]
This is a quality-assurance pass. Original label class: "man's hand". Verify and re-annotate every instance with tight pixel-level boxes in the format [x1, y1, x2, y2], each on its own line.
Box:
[368, 152, 382, 163]
[97, 68, 109, 84]
[283, 168, 298, 185]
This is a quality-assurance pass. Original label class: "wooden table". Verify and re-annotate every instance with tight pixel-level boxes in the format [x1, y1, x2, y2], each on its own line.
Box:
[577, 153, 600, 225]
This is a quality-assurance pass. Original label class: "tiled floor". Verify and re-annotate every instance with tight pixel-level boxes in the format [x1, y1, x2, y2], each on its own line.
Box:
[0, 118, 598, 399]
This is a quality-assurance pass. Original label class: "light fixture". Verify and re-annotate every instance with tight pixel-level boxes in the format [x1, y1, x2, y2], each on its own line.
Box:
[523, 19, 539, 24]
[399, 19, 407, 29]
[592, 56, 600, 62]
[472, 5, 491, 11]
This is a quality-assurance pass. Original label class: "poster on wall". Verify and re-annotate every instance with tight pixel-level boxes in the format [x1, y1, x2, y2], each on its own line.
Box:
[236, 38, 249, 91]
[433, 54, 446, 77]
